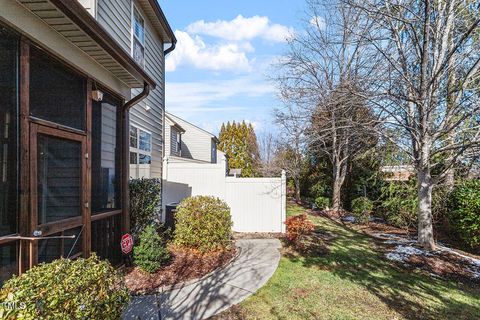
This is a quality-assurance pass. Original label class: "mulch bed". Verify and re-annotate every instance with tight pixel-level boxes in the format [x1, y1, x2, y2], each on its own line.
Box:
[124, 246, 237, 295]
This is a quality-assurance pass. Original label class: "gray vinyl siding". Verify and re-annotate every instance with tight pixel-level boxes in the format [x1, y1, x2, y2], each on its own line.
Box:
[166, 114, 216, 163]
[129, 4, 165, 178]
[96, 0, 131, 53]
[96, 0, 166, 179]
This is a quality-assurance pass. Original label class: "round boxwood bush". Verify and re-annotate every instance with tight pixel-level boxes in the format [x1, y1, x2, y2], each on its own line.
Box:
[315, 196, 330, 210]
[0, 254, 129, 319]
[134, 225, 170, 273]
[351, 197, 373, 223]
[447, 180, 480, 248]
[174, 196, 232, 252]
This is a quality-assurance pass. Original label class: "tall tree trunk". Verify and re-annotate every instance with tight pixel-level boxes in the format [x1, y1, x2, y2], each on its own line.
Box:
[294, 177, 301, 203]
[332, 161, 345, 212]
[417, 166, 436, 250]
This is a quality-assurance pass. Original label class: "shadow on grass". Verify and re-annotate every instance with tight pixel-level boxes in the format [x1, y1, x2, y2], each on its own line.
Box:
[288, 215, 480, 320]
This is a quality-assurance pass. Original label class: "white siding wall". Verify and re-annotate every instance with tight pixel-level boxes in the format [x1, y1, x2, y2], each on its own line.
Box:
[162, 152, 287, 233]
[164, 117, 172, 157]
[166, 113, 215, 163]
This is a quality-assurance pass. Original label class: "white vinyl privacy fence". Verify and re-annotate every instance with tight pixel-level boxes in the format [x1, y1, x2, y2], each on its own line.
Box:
[162, 153, 286, 233]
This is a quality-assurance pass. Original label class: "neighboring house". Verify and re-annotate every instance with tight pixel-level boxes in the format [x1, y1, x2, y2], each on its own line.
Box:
[165, 112, 219, 164]
[162, 114, 287, 233]
[0, 0, 175, 284]
[381, 165, 415, 181]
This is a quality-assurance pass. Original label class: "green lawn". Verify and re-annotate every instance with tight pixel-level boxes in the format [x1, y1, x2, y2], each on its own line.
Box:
[216, 203, 480, 320]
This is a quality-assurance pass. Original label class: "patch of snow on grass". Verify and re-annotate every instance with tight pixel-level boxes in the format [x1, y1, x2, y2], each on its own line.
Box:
[386, 245, 432, 263]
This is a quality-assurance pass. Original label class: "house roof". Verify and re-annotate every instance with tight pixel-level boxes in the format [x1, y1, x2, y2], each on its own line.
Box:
[137, 0, 176, 45]
[166, 112, 219, 142]
[380, 165, 415, 173]
[18, 0, 158, 89]
[165, 114, 186, 133]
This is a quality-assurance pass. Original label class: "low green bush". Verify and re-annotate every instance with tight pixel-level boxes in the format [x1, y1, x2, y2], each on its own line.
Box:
[134, 225, 170, 273]
[351, 197, 374, 223]
[447, 180, 480, 248]
[174, 196, 232, 252]
[129, 178, 162, 238]
[378, 180, 417, 229]
[0, 254, 129, 319]
[315, 196, 330, 210]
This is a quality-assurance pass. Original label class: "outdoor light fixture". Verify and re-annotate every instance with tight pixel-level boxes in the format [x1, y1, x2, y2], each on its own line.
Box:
[92, 89, 104, 102]
[144, 104, 151, 111]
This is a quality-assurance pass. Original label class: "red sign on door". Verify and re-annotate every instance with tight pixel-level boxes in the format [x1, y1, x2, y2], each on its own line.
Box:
[121, 234, 133, 255]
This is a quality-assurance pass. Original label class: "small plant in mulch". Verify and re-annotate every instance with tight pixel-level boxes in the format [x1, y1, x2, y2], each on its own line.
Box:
[134, 225, 170, 273]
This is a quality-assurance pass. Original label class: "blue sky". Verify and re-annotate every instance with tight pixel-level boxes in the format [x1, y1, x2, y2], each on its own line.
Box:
[160, 0, 307, 135]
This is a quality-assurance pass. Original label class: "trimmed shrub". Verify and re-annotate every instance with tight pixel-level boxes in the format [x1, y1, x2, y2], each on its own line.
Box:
[315, 196, 330, 210]
[134, 225, 170, 273]
[285, 214, 315, 250]
[351, 197, 373, 223]
[0, 254, 129, 319]
[130, 178, 162, 237]
[447, 180, 480, 248]
[378, 180, 417, 229]
[174, 196, 232, 252]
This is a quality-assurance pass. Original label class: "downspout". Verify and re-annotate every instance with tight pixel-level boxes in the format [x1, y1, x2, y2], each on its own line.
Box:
[164, 41, 176, 56]
[122, 83, 150, 234]
[160, 41, 176, 222]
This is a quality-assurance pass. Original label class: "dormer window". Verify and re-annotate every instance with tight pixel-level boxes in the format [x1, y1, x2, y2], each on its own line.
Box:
[170, 126, 182, 156]
[132, 6, 145, 67]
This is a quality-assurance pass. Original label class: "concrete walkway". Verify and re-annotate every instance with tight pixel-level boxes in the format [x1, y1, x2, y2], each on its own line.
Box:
[123, 239, 282, 320]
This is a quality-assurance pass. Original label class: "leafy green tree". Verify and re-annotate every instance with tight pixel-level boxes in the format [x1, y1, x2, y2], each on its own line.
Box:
[218, 120, 260, 177]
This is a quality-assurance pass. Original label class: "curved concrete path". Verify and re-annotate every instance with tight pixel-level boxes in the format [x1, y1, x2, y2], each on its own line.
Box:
[123, 239, 282, 320]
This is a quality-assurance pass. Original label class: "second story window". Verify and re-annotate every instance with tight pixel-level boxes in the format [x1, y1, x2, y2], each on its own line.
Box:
[132, 6, 145, 67]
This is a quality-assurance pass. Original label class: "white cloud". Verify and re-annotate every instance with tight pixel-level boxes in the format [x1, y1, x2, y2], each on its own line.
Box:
[186, 15, 293, 42]
[166, 31, 251, 72]
[166, 76, 275, 112]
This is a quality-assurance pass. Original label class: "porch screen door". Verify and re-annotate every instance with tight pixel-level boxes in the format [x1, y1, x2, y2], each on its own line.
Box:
[30, 124, 86, 264]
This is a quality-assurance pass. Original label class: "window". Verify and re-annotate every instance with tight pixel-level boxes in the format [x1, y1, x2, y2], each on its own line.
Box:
[30, 46, 86, 130]
[176, 132, 181, 155]
[91, 94, 121, 213]
[129, 125, 151, 165]
[170, 127, 181, 156]
[211, 139, 217, 163]
[129, 126, 137, 148]
[131, 6, 145, 67]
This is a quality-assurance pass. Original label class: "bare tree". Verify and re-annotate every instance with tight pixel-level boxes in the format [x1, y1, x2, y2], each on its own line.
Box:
[258, 131, 281, 177]
[308, 86, 378, 210]
[272, 0, 379, 210]
[274, 105, 307, 203]
[347, 0, 480, 249]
